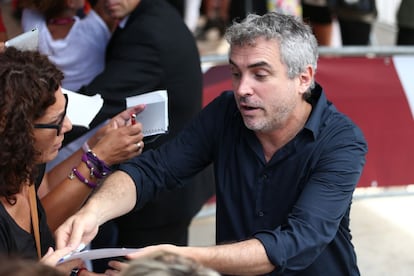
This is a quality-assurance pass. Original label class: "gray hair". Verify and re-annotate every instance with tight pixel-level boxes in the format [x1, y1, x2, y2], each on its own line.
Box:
[120, 251, 221, 276]
[225, 12, 319, 89]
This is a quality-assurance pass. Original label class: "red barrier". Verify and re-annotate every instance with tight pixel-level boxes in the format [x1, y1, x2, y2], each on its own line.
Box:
[203, 56, 414, 187]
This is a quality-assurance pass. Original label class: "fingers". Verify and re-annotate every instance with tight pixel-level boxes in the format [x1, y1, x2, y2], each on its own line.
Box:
[134, 141, 144, 153]
[126, 244, 176, 259]
[55, 220, 74, 249]
[108, 260, 129, 272]
[104, 269, 122, 276]
[114, 104, 146, 123]
[55, 218, 85, 252]
[40, 246, 75, 266]
[56, 259, 85, 274]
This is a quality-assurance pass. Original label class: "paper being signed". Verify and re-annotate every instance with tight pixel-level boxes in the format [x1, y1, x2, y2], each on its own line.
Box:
[58, 248, 140, 263]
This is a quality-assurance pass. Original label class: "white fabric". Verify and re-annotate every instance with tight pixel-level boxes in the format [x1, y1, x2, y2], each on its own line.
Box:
[184, 0, 201, 32]
[21, 9, 111, 91]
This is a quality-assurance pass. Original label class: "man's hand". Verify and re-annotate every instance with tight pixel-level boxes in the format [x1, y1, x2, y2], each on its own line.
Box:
[55, 208, 100, 250]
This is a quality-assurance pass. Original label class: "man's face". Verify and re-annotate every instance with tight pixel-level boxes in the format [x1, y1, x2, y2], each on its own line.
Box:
[229, 37, 307, 133]
[105, 0, 140, 19]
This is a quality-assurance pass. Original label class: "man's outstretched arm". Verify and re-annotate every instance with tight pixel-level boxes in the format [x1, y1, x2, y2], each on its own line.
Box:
[55, 170, 137, 249]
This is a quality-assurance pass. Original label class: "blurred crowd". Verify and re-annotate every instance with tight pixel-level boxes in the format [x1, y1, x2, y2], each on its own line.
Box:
[2, 0, 414, 46]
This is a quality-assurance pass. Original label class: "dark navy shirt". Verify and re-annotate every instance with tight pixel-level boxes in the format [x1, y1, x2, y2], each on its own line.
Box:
[120, 84, 368, 275]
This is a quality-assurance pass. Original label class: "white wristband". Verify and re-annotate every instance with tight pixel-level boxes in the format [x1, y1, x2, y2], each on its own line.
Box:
[82, 141, 91, 153]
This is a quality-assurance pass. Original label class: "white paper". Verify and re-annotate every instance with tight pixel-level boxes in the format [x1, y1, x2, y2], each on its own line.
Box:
[5, 28, 39, 51]
[58, 248, 140, 263]
[62, 88, 104, 128]
[126, 90, 169, 137]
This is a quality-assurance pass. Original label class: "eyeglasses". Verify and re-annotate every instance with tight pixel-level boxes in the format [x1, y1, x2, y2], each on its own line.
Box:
[34, 94, 68, 136]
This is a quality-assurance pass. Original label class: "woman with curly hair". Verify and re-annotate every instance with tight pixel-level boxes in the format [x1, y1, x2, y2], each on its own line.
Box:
[0, 47, 144, 273]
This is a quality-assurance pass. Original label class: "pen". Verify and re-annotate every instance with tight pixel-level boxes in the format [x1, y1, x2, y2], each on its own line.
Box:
[131, 113, 136, 125]
[58, 243, 86, 263]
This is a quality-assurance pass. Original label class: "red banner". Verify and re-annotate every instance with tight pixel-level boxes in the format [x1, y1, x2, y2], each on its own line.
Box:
[203, 56, 414, 187]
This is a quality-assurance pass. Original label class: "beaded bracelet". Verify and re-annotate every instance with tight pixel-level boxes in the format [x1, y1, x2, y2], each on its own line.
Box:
[81, 153, 103, 179]
[85, 150, 112, 177]
[68, 167, 98, 189]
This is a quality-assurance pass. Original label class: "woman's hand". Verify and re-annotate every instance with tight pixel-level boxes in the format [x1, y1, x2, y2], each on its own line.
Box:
[40, 246, 86, 275]
[87, 104, 145, 166]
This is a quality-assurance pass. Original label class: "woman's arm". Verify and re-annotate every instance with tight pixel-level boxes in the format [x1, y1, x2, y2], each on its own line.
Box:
[40, 105, 145, 231]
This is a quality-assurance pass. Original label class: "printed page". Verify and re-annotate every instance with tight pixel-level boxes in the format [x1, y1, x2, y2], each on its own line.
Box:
[58, 248, 140, 263]
[62, 88, 103, 128]
[126, 90, 169, 137]
[5, 28, 39, 51]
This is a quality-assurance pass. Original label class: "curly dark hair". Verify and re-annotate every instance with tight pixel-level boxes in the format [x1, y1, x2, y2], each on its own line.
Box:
[0, 255, 64, 276]
[0, 47, 64, 203]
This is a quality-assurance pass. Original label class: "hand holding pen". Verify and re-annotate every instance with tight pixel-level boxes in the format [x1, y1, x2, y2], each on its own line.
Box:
[130, 114, 143, 150]
[131, 113, 137, 125]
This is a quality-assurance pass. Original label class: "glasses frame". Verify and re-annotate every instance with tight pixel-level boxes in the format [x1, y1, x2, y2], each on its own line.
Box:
[34, 94, 68, 136]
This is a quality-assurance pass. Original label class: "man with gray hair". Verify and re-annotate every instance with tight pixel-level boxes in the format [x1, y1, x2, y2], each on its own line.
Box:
[56, 12, 367, 276]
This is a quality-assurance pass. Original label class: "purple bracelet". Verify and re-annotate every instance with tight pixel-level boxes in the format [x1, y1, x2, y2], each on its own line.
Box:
[85, 151, 112, 177]
[81, 153, 104, 179]
[68, 167, 98, 189]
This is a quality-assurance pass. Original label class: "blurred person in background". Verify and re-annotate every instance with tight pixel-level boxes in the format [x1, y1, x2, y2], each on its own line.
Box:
[21, 0, 115, 92]
[119, 251, 220, 276]
[167, 0, 202, 33]
[0, 256, 64, 276]
[330, 0, 377, 45]
[301, 0, 334, 46]
[396, 0, 414, 45]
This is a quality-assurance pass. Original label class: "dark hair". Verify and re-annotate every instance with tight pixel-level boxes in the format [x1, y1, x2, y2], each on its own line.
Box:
[0, 47, 63, 203]
[21, 0, 67, 20]
[0, 256, 64, 276]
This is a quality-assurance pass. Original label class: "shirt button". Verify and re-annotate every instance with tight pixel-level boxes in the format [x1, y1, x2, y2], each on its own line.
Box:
[258, 211, 264, 217]
[263, 174, 268, 179]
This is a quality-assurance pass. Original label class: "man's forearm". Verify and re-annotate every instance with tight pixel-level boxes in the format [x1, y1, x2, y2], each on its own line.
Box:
[85, 170, 137, 225]
[185, 239, 275, 275]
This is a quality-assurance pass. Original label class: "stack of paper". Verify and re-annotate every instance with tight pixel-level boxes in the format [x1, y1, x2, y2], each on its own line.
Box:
[126, 90, 169, 137]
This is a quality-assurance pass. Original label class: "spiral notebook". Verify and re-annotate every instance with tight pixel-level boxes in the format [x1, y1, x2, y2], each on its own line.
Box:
[126, 90, 169, 137]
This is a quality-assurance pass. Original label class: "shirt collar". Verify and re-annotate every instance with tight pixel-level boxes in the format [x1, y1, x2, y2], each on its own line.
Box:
[118, 15, 130, 29]
[304, 83, 329, 139]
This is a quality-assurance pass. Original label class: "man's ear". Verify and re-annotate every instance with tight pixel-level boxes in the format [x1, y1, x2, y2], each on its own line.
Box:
[298, 65, 314, 94]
